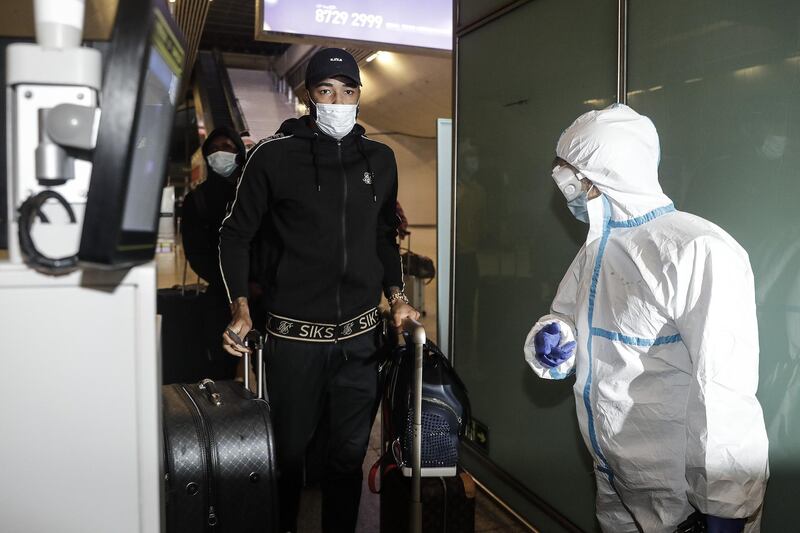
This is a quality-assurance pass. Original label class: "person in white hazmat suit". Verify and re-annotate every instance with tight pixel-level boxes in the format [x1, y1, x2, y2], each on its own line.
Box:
[524, 104, 769, 533]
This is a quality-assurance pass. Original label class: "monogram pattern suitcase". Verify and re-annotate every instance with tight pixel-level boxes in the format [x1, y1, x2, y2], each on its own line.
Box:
[162, 334, 278, 532]
[380, 469, 477, 533]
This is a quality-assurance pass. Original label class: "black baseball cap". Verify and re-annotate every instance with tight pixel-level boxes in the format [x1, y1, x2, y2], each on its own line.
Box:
[305, 48, 362, 88]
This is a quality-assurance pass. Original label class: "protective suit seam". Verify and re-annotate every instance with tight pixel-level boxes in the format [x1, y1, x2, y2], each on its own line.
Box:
[584, 196, 613, 475]
[591, 327, 682, 347]
[607, 204, 676, 228]
[583, 201, 679, 480]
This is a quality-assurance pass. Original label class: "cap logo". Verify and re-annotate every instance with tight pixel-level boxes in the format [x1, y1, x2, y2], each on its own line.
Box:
[330, 57, 343, 62]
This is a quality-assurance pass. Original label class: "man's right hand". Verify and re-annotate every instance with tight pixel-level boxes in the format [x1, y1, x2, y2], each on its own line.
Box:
[222, 297, 253, 357]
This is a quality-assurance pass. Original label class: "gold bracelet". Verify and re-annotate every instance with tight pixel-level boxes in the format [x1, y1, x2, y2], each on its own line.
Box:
[388, 292, 409, 307]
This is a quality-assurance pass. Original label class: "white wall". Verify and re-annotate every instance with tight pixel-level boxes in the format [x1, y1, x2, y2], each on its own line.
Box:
[361, 122, 440, 339]
[356, 50, 453, 339]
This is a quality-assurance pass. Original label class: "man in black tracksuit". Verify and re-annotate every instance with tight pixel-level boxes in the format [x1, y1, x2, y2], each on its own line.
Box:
[219, 48, 419, 532]
[182, 126, 252, 378]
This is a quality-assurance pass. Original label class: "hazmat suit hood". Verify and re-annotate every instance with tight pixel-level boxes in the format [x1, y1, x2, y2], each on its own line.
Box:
[556, 104, 673, 221]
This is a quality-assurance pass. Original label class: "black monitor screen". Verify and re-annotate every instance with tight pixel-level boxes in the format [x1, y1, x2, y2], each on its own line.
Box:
[78, 1, 186, 267]
[122, 19, 181, 233]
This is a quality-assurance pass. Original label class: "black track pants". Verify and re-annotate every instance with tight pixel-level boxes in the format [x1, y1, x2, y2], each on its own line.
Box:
[265, 329, 382, 533]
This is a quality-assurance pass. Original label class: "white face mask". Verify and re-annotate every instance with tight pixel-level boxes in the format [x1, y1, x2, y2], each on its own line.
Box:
[566, 186, 596, 223]
[313, 102, 358, 140]
[552, 164, 595, 223]
[207, 151, 238, 178]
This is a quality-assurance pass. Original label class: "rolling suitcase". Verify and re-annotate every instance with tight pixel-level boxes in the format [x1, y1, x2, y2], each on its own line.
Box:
[162, 331, 279, 533]
[157, 256, 235, 384]
[157, 281, 212, 384]
[375, 319, 476, 533]
[380, 469, 476, 533]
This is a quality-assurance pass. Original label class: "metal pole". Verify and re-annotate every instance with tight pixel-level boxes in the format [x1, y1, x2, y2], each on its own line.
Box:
[256, 337, 264, 399]
[403, 318, 426, 533]
[410, 341, 423, 533]
[243, 349, 250, 393]
[617, 0, 628, 104]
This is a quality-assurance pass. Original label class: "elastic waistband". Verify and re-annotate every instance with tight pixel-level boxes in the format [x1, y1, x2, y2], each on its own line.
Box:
[267, 308, 381, 343]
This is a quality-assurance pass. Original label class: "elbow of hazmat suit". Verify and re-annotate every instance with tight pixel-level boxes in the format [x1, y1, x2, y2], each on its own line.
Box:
[524, 104, 769, 533]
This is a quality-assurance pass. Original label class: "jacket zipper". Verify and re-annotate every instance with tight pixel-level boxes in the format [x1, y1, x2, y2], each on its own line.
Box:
[336, 141, 348, 342]
[182, 386, 219, 528]
[423, 397, 462, 425]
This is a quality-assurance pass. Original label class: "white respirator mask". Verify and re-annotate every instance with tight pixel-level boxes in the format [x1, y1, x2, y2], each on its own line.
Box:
[313, 101, 358, 140]
[552, 164, 585, 202]
[207, 151, 239, 178]
[552, 164, 592, 223]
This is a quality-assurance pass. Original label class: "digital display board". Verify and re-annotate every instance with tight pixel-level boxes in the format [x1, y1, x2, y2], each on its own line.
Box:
[257, 0, 452, 51]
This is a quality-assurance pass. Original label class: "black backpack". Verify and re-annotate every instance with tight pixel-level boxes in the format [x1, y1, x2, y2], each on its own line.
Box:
[382, 336, 471, 471]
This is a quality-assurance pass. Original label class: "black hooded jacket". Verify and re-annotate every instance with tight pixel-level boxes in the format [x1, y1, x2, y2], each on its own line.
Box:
[219, 116, 403, 324]
[182, 127, 247, 304]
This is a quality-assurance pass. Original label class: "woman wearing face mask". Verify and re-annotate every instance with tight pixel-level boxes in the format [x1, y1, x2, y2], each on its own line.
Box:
[181, 126, 249, 379]
[219, 48, 419, 533]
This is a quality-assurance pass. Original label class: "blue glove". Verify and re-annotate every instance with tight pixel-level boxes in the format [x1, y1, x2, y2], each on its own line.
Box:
[706, 516, 745, 533]
[533, 322, 576, 368]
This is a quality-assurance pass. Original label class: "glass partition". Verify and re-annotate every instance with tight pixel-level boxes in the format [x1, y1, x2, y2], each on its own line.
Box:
[454, 0, 616, 529]
[457, 0, 512, 28]
[627, 1, 800, 528]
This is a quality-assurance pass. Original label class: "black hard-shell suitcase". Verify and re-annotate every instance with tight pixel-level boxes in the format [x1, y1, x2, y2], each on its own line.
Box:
[158, 253, 237, 384]
[158, 285, 238, 383]
[162, 332, 279, 533]
[377, 319, 476, 533]
[158, 284, 211, 384]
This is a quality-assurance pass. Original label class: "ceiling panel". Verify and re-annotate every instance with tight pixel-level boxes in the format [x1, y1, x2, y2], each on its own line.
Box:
[358, 51, 453, 137]
[200, 0, 289, 55]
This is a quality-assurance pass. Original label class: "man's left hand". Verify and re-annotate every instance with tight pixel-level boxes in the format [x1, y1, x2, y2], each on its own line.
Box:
[391, 301, 420, 329]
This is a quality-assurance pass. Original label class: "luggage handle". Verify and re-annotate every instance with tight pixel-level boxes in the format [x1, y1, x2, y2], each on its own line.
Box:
[400, 317, 425, 533]
[243, 330, 266, 400]
[179, 255, 202, 297]
[199, 378, 223, 406]
[196, 331, 266, 407]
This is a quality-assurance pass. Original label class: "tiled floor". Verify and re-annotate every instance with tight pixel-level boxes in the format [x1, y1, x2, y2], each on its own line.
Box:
[157, 244, 531, 532]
